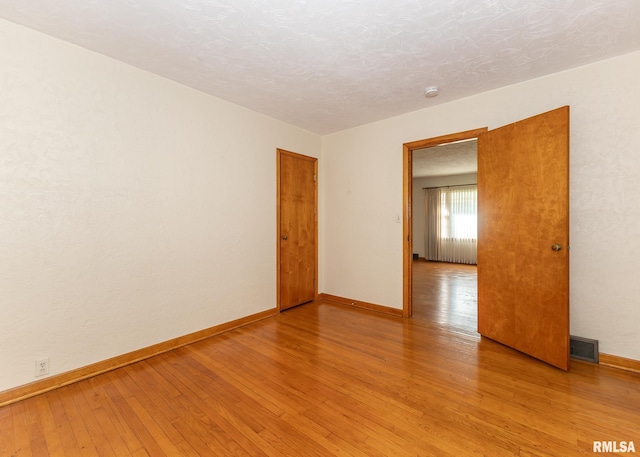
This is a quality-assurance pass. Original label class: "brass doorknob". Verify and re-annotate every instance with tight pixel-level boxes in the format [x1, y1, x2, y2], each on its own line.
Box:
[281, 235, 288, 240]
[551, 244, 562, 251]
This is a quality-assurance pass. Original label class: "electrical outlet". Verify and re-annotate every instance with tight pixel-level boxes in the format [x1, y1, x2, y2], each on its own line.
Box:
[36, 358, 49, 377]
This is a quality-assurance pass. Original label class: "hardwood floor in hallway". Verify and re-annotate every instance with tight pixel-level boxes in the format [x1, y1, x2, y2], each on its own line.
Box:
[412, 260, 478, 335]
[1, 288, 639, 456]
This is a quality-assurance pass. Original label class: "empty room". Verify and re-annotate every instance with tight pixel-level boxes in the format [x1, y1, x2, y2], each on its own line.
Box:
[1, 1, 639, 456]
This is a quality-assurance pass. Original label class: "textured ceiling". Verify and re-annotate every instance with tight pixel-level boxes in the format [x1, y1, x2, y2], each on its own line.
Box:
[1, 1, 640, 134]
[413, 140, 477, 178]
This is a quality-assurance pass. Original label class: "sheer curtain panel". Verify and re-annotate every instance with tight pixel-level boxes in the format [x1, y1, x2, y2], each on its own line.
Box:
[425, 188, 441, 261]
[424, 185, 477, 264]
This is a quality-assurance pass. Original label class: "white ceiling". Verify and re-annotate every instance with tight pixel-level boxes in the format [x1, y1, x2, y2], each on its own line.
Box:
[1, 1, 639, 135]
[413, 139, 477, 178]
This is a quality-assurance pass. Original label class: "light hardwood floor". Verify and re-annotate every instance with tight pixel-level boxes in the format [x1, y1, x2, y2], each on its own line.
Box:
[412, 260, 478, 335]
[1, 265, 639, 456]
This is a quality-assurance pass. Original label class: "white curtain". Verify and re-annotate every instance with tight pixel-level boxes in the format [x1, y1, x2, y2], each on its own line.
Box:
[424, 185, 477, 264]
[425, 188, 441, 261]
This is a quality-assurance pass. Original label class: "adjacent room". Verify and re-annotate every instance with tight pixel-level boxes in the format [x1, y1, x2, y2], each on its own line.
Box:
[412, 140, 478, 334]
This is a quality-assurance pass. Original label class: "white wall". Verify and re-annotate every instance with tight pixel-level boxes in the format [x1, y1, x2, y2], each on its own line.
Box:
[322, 51, 640, 360]
[0, 18, 321, 392]
[412, 173, 478, 258]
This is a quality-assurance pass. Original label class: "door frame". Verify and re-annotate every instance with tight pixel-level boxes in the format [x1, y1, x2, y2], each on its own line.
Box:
[276, 148, 318, 312]
[402, 128, 487, 318]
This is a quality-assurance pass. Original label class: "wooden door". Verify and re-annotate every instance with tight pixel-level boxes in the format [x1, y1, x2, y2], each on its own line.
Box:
[477, 106, 570, 370]
[277, 149, 317, 311]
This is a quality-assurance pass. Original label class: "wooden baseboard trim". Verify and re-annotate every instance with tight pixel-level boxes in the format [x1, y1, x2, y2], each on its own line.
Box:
[599, 353, 640, 373]
[0, 308, 278, 408]
[318, 293, 403, 317]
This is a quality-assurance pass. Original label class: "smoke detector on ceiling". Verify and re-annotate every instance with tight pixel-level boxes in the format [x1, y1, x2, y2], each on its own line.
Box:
[424, 86, 439, 98]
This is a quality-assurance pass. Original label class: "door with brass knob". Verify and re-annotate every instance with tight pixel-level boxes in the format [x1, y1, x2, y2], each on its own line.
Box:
[478, 106, 570, 371]
[277, 149, 317, 311]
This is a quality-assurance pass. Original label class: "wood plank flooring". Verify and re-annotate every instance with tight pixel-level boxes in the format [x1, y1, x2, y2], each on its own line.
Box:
[412, 260, 478, 335]
[1, 266, 639, 456]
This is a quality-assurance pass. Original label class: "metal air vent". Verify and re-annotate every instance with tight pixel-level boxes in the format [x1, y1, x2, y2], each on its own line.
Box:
[570, 335, 599, 363]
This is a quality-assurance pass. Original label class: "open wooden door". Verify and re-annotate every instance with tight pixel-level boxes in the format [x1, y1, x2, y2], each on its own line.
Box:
[277, 149, 317, 311]
[477, 106, 570, 370]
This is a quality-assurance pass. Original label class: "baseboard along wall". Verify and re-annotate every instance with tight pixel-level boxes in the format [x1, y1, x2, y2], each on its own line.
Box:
[598, 353, 640, 374]
[317, 293, 403, 317]
[0, 308, 278, 408]
[2, 301, 637, 408]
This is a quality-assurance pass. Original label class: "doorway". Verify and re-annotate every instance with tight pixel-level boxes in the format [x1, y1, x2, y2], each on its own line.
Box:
[403, 107, 570, 370]
[402, 128, 487, 318]
[411, 138, 480, 334]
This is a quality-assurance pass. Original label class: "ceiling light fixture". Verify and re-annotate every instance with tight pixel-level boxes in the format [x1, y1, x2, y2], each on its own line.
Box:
[424, 86, 439, 98]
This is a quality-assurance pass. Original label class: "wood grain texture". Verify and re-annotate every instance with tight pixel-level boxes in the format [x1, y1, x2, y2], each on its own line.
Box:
[277, 149, 318, 310]
[412, 260, 478, 335]
[1, 299, 639, 456]
[599, 353, 640, 373]
[478, 106, 570, 370]
[0, 308, 277, 408]
[318, 293, 403, 316]
[403, 142, 413, 318]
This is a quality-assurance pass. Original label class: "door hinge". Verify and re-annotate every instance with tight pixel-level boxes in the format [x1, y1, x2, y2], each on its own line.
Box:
[313, 173, 316, 182]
